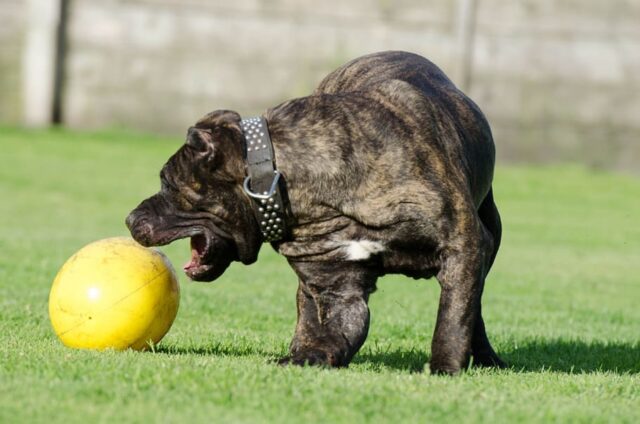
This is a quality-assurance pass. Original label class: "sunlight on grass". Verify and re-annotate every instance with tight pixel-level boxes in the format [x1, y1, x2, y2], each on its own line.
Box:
[1, 127, 639, 423]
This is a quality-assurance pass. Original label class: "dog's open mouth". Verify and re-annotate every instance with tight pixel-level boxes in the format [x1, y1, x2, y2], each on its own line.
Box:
[181, 228, 236, 281]
[127, 209, 237, 282]
[183, 233, 210, 276]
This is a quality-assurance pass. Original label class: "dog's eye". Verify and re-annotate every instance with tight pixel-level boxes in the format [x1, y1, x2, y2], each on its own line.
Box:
[161, 171, 189, 195]
[177, 195, 194, 211]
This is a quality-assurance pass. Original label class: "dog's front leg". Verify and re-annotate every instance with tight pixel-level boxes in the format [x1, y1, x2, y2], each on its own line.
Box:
[278, 261, 378, 368]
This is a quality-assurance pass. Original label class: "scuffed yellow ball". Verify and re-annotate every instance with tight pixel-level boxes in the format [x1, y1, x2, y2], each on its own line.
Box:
[49, 237, 180, 351]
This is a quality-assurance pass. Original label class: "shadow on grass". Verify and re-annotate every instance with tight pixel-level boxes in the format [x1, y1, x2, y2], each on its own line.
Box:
[352, 339, 640, 374]
[154, 339, 639, 375]
[154, 342, 284, 360]
[353, 348, 429, 373]
[501, 339, 640, 374]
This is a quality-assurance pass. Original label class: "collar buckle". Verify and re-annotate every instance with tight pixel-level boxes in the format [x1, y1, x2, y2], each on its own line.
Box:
[242, 171, 281, 200]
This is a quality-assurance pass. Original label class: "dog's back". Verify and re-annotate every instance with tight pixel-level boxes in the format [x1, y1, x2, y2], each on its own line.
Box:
[315, 50, 455, 95]
[315, 50, 495, 206]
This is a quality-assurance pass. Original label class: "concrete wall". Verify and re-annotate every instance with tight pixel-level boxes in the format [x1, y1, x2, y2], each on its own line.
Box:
[471, 0, 640, 170]
[0, 0, 26, 123]
[1, 0, 639, 172]
[62, 0, 461, 133]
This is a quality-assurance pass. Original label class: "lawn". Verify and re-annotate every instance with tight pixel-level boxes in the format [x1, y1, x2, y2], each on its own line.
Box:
[0, 127, 638, 423]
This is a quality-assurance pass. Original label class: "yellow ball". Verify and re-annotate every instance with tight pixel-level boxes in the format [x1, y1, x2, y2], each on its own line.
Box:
[49, 237, 180, 351]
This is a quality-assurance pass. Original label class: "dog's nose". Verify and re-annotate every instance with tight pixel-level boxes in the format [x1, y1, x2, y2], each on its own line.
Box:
[125, 213, 155, 247]
[125, 212, 137, 232]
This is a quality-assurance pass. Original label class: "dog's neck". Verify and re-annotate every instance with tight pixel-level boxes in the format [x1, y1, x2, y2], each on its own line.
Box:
[240, 116, 290, 243]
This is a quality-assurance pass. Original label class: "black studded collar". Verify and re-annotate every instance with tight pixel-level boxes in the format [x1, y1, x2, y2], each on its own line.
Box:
[240, 116, 290, 243]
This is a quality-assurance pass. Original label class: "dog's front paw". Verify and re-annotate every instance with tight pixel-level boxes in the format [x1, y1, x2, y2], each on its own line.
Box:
[429, 363, 463, 376]
[277, 349, 342, 368]
[429, 355, 469, 375]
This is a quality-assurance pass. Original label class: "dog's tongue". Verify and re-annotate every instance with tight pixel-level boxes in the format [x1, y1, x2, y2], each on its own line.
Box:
[183, 235, 206, 271]
[183, 255, 197, 271]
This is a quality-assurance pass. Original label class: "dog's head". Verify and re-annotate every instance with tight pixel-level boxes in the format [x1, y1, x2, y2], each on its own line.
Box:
[126, 110, 261, 281]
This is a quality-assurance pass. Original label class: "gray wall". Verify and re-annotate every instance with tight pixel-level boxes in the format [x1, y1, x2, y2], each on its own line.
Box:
[471, 0, 640, 170]
[1, 0, 639, 172]
[0, 0, 25, 123]
[62, 0, 462, 132]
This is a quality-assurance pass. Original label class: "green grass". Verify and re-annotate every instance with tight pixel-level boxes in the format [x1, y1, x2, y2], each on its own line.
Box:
[0, 126, 639, 423]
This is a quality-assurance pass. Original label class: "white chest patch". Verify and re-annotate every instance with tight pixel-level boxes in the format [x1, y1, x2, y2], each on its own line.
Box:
[343, 240, 385, 261]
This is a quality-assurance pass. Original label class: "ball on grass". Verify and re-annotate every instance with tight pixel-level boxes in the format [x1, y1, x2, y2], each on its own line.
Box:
[49, 237, 180, 351]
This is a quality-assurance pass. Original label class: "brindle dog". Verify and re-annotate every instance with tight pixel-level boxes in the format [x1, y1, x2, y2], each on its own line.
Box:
[126, 51, 505, 375]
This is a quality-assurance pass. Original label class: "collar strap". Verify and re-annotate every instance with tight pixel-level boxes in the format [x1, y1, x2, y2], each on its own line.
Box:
[240, 116, 289, 243]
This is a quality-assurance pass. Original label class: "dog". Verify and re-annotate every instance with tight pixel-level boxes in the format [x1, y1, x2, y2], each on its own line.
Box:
[126, 51, 505, 375]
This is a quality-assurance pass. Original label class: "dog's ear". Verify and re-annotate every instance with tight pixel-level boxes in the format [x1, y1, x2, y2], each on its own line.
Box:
[195, 110, 242, 134]
[187, 109, 242, 153]
[186, 110, 243, 172]
[186, 126, 214, 151]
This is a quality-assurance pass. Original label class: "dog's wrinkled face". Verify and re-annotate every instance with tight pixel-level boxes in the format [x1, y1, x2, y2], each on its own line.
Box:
[126, 110, 260, 281]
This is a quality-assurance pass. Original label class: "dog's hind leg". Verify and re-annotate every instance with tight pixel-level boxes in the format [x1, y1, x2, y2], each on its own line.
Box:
[472, 188, 506, 368]
[430, 228, 487, 375]
[278, 262, 377, 368]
